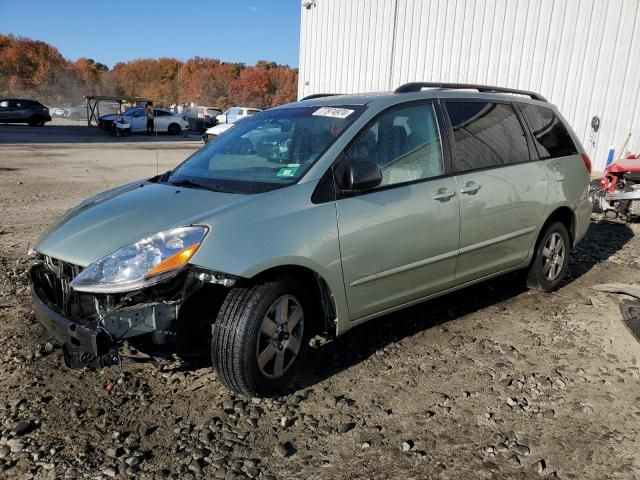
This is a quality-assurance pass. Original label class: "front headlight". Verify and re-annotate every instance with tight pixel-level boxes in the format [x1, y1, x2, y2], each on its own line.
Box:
[70, 226, 207, 293]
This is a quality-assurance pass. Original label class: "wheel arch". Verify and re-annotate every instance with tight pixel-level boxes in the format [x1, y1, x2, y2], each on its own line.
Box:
[527, 205, 576, 269]
[248, 264, 337, 337]
[542, 206, 576, 246]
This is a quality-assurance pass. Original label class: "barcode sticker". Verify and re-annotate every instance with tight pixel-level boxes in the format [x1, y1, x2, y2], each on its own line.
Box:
[312, 107, 354, 119]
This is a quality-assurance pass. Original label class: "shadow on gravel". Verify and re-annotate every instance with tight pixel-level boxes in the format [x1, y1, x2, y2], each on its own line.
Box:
[294, 272, 528, 393]
[293, 219, 634, 393]
[565, 220, 634, 282]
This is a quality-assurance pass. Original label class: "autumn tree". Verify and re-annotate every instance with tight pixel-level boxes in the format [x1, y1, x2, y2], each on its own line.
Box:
[230, 61, 298, 108]
[0, 34, 298, 108]
[0, 34, 70, 102]
[73, 57, 108, 95]
[178, 58, 242, 108]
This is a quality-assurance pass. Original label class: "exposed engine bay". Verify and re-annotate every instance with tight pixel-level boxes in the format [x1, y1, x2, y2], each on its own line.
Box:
[29, 255, 235, 369]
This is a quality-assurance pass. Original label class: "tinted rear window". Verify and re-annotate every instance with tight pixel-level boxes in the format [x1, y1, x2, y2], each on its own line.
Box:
[518, 103, 578, 159]
[446, 101, 530, 172]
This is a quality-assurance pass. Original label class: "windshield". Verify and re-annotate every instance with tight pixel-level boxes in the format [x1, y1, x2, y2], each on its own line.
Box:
[168, 105, 365, 194]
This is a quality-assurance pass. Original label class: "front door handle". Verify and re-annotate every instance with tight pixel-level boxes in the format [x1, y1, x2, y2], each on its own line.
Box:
[433, 189, 456, 201]
[460, 182, 481, 194]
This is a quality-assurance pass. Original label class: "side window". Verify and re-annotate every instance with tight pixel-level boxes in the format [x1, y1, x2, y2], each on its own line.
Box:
[154, 109, 170, 116]
[344, 103, 444, 187]
[518, 103, 578, 159]
[446, 101, 530, 172]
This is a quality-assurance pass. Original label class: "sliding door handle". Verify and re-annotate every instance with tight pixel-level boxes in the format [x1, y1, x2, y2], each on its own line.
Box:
[460, 182, 481, 194]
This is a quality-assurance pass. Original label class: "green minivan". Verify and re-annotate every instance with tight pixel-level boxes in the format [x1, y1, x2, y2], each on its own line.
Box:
[29, 83, 592, 396]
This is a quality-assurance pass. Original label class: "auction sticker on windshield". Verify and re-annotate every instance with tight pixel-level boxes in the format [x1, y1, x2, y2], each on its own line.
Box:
[276, 164, 300, 178]
[312, 107, 354, 119]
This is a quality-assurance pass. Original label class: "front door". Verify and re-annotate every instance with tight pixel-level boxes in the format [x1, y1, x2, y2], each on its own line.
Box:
[443, 100, 548, 284]
[336, 102, 460, 320]
[0, 100, 14, 121]
[129, 110, 146, 131]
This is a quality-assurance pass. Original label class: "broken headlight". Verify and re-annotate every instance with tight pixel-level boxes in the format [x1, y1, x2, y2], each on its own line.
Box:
[70, 226, 208, 293]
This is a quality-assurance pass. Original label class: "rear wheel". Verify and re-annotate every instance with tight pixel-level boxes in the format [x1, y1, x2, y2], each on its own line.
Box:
[28, 115, 45, 127]
[168, 123, 181, 135]
[526, 222, 570, 292]
[211, 278, 309, 397]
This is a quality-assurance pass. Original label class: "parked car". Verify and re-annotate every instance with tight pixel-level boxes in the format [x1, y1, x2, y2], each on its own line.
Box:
[101, 108, 189, 134]
[216, 106, 262, 125]
[29, 82, 591, 397]
[197, 106, 223, 119]
[196, 106, 223, 130]
[50, 107, 66, 117]
[64, 105, 87, 120]
[201, 116, 248, 143]
[0, 98, 51, 126]
[98, 107, 139, 130]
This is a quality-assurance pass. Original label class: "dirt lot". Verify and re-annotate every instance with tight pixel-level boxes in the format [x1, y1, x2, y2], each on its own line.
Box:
[0, 126, 639, 480]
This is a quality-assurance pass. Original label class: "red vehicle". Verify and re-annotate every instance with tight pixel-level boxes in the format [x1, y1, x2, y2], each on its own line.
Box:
[591, 154, 640, 220]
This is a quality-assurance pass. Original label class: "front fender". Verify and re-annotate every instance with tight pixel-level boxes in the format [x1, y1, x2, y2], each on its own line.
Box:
[189, 181, 351, 333]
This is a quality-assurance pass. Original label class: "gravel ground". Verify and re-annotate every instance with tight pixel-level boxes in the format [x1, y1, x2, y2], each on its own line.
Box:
[0, 128, 639, 479]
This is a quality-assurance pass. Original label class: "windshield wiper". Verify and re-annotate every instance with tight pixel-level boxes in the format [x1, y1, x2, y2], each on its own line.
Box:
[168, 179, 214, 191]
[168, 178, 234, 193]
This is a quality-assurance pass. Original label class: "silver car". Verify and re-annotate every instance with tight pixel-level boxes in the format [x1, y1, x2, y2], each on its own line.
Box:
[29, 82, 592, 396]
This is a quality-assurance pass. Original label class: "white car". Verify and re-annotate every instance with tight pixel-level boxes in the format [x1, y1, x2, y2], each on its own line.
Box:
[111, 108, 189, 134]
[202, 122, 235, 143]
[196, 106, 223, 119]
[215, 106, 261, 125]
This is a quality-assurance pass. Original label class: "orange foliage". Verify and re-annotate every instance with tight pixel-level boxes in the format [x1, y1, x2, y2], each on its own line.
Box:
[0, 34, 298, 109]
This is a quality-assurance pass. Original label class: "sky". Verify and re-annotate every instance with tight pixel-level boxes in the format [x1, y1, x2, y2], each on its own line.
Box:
[0, 0, 301, 68]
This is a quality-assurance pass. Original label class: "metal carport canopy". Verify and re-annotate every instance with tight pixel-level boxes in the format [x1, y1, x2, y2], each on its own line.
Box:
[84, 95, 152, 127]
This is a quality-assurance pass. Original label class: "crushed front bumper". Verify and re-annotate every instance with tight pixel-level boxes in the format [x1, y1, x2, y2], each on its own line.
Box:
[29, 259, 235, 366]
[29, 262, 183, 359]
[30, 266, 111, 356]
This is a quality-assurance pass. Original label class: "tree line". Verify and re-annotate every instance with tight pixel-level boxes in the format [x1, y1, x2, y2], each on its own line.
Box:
[0, 34, 298, 109]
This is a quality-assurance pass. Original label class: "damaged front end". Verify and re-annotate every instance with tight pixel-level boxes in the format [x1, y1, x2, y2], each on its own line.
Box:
[30, 255, 237, 369]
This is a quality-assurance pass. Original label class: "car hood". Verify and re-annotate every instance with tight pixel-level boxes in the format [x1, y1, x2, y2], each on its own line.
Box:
[35, 181, 244, 266]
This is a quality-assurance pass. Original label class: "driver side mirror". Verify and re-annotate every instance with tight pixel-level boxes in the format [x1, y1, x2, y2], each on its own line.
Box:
[342, 160, 382, 192]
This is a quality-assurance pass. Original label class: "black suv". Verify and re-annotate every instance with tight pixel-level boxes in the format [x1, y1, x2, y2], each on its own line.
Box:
[0, 98, 52, 126]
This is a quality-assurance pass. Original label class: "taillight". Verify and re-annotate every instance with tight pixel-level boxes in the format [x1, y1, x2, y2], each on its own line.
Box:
[580, 153, 592, 173]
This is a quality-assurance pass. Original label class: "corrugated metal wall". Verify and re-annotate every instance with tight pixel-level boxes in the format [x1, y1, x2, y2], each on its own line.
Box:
[298, 0, 640, 171]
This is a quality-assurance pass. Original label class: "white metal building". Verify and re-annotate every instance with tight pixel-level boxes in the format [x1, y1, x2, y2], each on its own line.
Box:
[298, 0, 640, 171]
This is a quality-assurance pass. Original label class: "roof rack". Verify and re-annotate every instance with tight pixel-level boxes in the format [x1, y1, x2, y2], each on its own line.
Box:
[394, 82, 547, 102]
[299, 93, 342, 101]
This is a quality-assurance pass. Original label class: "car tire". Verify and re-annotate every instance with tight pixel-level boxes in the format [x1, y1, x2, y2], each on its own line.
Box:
[168, 123, 181, 135]
[28, 116, 45, 127]
[211, 278, 310, 397]
[526, 221, 570, 292]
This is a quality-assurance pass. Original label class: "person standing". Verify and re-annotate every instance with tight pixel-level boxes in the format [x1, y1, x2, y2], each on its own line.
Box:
[145, 101, 154, 135]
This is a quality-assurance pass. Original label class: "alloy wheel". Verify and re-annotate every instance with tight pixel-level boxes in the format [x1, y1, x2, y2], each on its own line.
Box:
[542, 232, 565, 281]
[255, 295, 304, 379]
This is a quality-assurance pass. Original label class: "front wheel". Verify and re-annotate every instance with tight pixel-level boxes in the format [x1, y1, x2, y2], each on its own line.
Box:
[211, 279, 309, 397]
[526, 222, 570, 292]
[168, 123, 181, 135]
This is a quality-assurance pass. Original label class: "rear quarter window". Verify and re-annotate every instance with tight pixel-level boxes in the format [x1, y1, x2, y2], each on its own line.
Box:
[517, 103, 578, 159]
